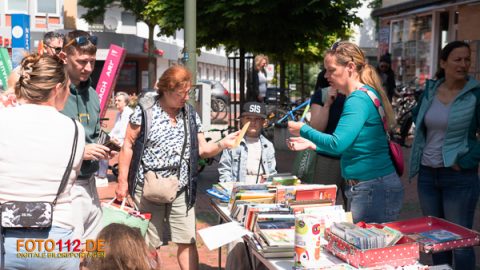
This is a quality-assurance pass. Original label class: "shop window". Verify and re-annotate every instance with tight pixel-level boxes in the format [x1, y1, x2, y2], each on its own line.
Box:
[7, 0, 27, 12]
[391, 15, 433, 88]
[117, 61, 138, 88]
[36, 0, 58, 15]
[121, 12, 136, 26]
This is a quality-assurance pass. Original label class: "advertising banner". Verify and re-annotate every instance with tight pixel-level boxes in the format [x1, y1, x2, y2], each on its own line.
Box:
[0, 48, 12, 91]
[11, 14, 30, 69]
[96, 44, 126, 118]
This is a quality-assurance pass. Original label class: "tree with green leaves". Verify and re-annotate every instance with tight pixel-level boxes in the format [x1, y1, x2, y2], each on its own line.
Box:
[158, 0, 363, 100]
[78, 0, 178, 88]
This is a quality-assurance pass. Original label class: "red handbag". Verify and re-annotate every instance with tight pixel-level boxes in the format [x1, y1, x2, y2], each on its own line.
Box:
[360, 87, 404, 176]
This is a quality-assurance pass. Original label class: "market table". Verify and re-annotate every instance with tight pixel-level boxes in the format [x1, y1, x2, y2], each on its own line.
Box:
[208, 199, 348, 270]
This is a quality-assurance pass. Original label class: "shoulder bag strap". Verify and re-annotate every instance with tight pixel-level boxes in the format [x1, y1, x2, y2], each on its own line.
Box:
[52, 118, 79, 206]
[177, 107, 188, 179]
[359, 86, 392, 141]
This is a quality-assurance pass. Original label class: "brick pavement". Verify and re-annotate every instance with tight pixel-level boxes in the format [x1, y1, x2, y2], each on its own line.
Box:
[98, 108, 480, 269]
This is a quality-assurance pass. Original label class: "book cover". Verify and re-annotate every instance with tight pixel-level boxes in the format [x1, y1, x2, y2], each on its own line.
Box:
[419, 229, 461, 243]
[257, 220, 295, 230]
[259, 229, 295, 247]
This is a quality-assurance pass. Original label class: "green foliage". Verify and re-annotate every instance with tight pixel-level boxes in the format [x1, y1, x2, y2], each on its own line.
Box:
[157, 0, 363, 63]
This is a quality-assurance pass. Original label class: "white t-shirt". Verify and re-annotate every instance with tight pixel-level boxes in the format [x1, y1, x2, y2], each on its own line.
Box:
[0, 104, 85, 230]
[258, 71, 268, 98]
[109, 106, 133, 146]
[244, 136, 263, 184]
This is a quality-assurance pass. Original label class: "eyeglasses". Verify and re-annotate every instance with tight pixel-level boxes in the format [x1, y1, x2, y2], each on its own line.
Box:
[64, 35, 98, 49]
[45, 43, 62, 54]
[174, 87, 194, 98]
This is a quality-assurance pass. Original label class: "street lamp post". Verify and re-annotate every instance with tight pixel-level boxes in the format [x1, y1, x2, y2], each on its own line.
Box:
[184, 0, 196, 84]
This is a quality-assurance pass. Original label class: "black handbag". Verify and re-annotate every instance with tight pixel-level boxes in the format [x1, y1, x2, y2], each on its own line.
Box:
[0, 118, 79, 229]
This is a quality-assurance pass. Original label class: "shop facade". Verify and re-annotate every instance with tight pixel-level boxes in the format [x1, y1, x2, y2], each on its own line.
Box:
[373, 0, 480, 88]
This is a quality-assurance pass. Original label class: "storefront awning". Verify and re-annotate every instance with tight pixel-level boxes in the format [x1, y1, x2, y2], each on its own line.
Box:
[371, 0, 451, 17]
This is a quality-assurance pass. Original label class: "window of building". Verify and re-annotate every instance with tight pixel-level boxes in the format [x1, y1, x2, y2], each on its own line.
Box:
[36, 0, 58, 15]
[390, 15, 433, 87]
[89, 15, 105, 32]
[121, 12, 136, 26]
[7, 0, 28, 12]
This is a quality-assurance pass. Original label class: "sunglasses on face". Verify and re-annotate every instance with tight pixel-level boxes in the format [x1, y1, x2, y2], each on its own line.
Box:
[45, 43, 62, 54]
[64, 36, 98, 48]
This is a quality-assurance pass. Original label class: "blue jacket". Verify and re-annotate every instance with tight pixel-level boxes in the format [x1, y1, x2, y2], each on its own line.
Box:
[218, 135, 277, 182]
[409, 76, 480, 178]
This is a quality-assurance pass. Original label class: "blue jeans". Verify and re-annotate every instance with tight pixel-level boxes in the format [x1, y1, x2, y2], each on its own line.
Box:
[345, 172, 404, 223]
[418, 165, 480, 270]
[2, 226, 79, 270]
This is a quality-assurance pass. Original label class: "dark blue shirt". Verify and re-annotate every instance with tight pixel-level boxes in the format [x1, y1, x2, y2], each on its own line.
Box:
[310, 88, 346, 135]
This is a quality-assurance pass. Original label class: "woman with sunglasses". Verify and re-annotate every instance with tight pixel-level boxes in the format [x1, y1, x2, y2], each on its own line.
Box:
[116, 65, 239, 270]
[287, 41, 403, 224]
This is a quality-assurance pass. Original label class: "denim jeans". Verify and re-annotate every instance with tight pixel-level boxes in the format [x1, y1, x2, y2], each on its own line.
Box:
[2, 226, 79, 270]
[418, 165, 480, 270]
[345, 172, 404, 223]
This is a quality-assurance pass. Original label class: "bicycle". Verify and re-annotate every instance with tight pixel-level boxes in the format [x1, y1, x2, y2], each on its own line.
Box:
[392, 80, 422, 147]
[263, 99, 311, 140]
[198, 126, 237, 173]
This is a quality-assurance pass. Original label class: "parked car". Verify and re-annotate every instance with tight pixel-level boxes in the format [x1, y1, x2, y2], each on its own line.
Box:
[198, 79, 230, 109]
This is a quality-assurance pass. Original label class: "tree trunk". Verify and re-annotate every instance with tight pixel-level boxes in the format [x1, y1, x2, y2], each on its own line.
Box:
[147, 23, 155, 89]
[279, 58, 287, 103]
[300, 60, 305, 100]
[239, 48, 245, 106]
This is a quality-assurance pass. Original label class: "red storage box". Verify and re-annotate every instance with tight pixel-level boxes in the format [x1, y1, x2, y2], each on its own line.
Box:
[383, 216, 480, 253]
[325, 228, 419, 269]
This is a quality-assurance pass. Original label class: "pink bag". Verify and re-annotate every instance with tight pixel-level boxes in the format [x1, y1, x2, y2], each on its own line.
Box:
[360, 87, 404, 176]
[389, 141, 404, 176]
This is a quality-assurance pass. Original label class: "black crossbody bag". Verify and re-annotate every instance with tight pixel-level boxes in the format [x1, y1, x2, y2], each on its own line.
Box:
[0, 118, 78, 229]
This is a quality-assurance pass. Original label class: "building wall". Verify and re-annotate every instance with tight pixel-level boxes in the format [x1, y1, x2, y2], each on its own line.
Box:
[382, 0, 412, 8]
[457, 4, 480, 40]
[63, 0, 77, 29]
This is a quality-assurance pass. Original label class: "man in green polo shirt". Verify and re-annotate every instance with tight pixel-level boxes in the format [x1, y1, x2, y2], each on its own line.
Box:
[61, 30, 110, 243]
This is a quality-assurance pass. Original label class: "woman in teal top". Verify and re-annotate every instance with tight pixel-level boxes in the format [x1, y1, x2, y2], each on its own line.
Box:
[409, 41, 480, 270]
[288, 42, 403, 223]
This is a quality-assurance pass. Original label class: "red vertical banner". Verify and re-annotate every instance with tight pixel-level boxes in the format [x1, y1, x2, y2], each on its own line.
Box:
[96, 44, 126, 118]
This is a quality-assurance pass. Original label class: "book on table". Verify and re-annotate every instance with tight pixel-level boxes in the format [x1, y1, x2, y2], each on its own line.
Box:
[259, 228, 295, 247]
[408, 229, 462, 245]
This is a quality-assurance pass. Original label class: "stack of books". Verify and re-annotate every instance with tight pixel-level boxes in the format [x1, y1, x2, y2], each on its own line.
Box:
[228, 183, 276, 224]
[254, 228, 295, 258]
[244, 204, 291, 231]
[275, 184, 337, 209]
[268, 173, 301, 186]
[330, 222, 403, 249]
